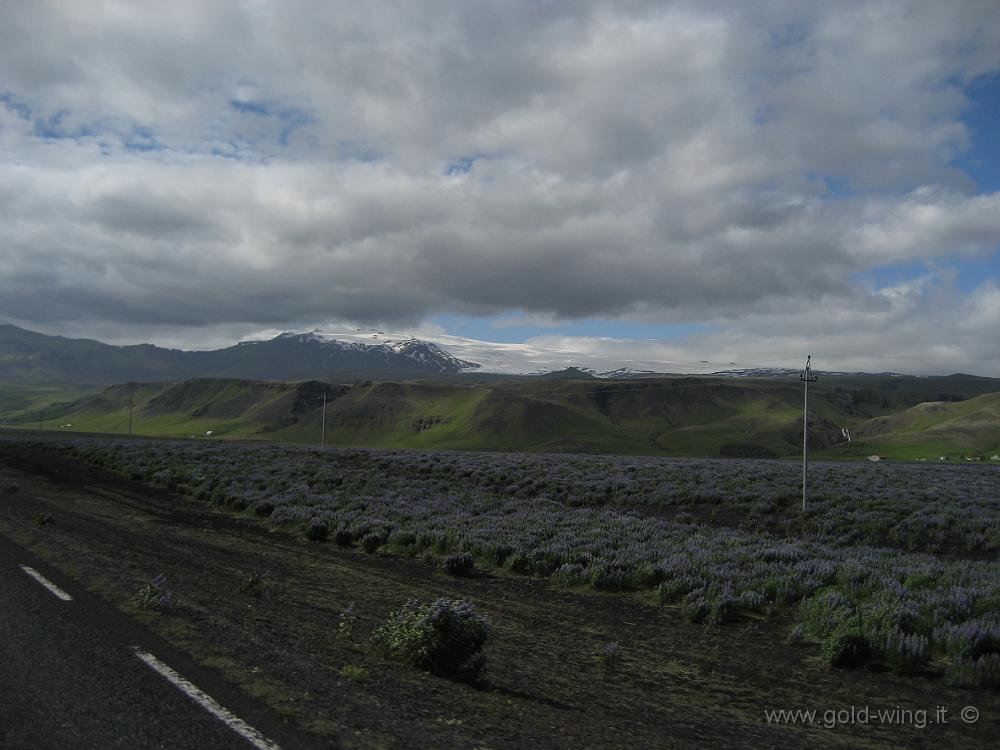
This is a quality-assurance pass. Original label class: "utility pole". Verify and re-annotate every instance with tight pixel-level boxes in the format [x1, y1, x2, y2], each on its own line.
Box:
[127, 397, 134, 437]
[320, 387, 327, 451]
[800, 355, 818, 512]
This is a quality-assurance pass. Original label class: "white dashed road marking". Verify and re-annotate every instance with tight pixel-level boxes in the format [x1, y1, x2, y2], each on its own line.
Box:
[133, 647, 282, 750]
[19, 565, 73, 601]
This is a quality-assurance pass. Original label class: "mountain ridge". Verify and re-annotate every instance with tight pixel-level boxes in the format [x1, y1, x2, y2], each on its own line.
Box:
[2, 323, 997, 386]
[0, 324, 480, 384]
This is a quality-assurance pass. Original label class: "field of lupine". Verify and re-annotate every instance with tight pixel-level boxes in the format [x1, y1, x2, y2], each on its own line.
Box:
[61, 438, 1000, 689]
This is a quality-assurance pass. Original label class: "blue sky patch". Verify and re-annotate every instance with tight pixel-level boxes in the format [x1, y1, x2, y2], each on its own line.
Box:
[951, 249, 1000, 292]
[230, 99, 271, 116]
[445, 156, 477, 175]
[229, 96, 315, 148]
[953, 73, 1000, 193]
[0, 92, 32, 120]
[123, 125, 164, 152]
[856, 250, 1000, 294]
[32, 109, 98, 140]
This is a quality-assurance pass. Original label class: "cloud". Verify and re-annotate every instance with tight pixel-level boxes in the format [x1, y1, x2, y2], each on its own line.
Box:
[1, 1, 999, 371]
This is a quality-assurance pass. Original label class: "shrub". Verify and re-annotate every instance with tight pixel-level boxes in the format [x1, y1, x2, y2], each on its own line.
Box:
[824, 627, 871, 668]
[682, 591, 710, 624]
[1, 481, 20, 494]
[334, 527, 354, 546]
[389, 530, 417, 548]
[800, 588, 855, 638]
[631, 563, 666, 588]
[361, 533, 383, 553]
[305, 520, 330, 541]
[552, 563, 587, 587]
[488, 545, 514, 566]
[150, 469, 176, 488]
[740, 590, 766, 612]
[883, 628, 929, 675]
[444, 553, 475, 576]
[944, 653, 1000, 689]
[370, 598, 491, 682]
[253, 501, 274, 517]
[504, 553, 532, 574]
[935, 620, 1000, 660]
[432, 536, 452, 554]
[32, 512, 53, 527]
[590, 565, 631, 591]
[656, 576, 700, 605]
[707, 588, 742, 625]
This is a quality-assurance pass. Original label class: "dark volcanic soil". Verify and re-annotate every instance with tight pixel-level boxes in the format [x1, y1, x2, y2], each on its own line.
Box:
[1, 433, 997, 749]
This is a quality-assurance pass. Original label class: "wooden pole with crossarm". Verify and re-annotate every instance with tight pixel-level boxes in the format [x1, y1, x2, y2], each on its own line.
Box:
[800, 356, 818, 512]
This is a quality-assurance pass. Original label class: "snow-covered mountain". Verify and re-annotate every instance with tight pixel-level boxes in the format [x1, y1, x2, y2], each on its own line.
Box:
[0, 324, 480, 383]
[0, 323, 960, 384]
[597, 367, 663, 379]
[255, 329, 680, 377]
[304, 329, 676, 376]
[243, 331, 481, 375]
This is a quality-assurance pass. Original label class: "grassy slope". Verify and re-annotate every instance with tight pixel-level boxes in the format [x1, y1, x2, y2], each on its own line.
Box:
[5, 376, 999, 459]
[1, 380, 305, 439]
[273, 379, 815, 456]
[818, 392, 1000, 459]
[0, 383, 104, 425]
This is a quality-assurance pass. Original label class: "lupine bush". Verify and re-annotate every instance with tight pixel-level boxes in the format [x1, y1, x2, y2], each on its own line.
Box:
[305, 519, 330, 541]
[55, 438, 1000, 687]
[884, 628, 930, 675]
[334, 527, 354, 546]
[370, 598, 491, 682]
[824, 628, 871, 668]
[945, 654, 1000, 689]
[444, 553, 475, 576]
[361, 532, 384, 553]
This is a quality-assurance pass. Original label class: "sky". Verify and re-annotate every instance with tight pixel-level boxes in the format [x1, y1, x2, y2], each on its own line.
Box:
[2, 1, 999, 375]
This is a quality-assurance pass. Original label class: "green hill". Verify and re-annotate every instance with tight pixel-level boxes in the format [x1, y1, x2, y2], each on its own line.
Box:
[824, 392, 1000, 460]
[4, 375, 998, 459]
[0, 383, 102, 426]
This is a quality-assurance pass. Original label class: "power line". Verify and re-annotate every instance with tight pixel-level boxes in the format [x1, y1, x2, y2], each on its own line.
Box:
[320, 387, 328, 451]
[800, 356, 818, 513]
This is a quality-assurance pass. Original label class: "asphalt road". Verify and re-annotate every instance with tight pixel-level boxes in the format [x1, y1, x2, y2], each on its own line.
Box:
[0, 532, 330, 750]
